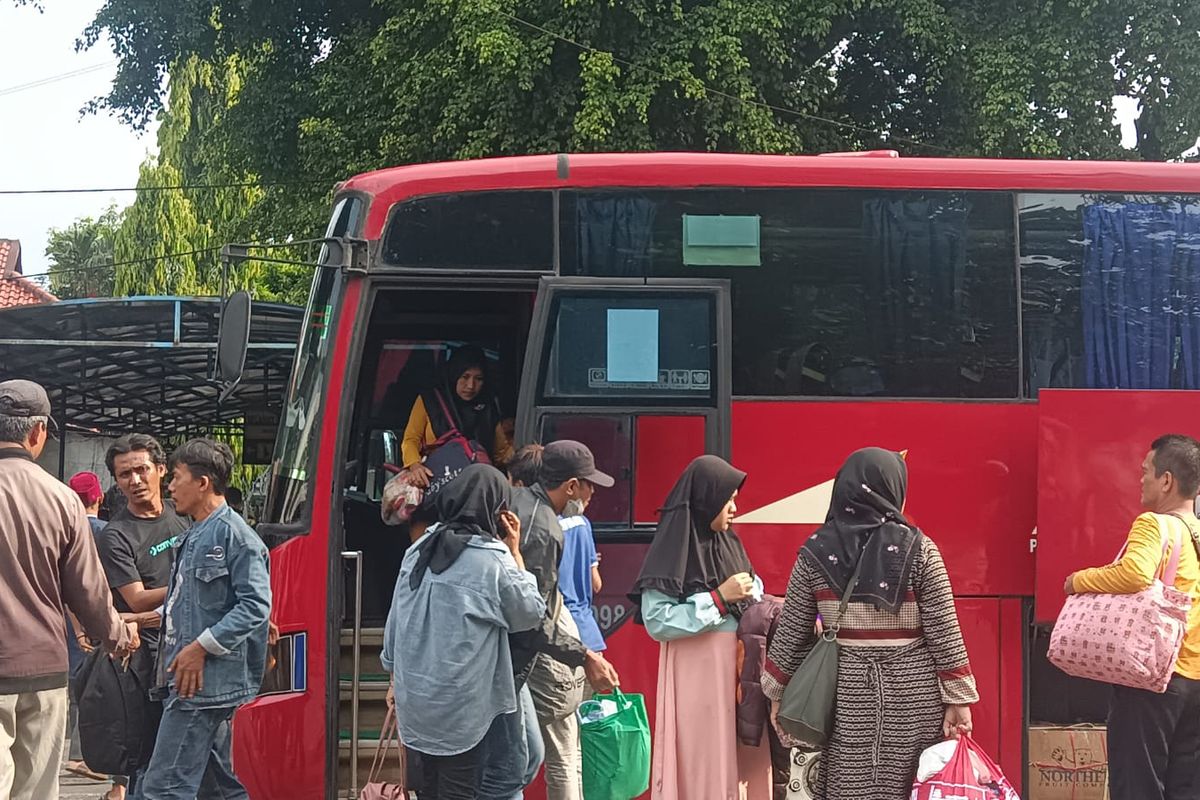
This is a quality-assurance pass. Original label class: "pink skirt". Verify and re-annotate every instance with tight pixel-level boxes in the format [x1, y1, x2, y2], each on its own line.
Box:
[651, 630, 772, 800]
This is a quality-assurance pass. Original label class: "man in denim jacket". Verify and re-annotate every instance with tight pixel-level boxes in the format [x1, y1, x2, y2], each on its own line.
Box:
[139, 439, 271, 800]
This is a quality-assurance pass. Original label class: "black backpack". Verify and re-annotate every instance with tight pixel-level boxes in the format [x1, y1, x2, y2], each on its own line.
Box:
[75, 645, 160, 775]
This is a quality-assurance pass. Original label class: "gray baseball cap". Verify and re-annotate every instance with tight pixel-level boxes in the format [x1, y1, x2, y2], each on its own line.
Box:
[541, 440, 615, 488]
[0, 380, 56, 430]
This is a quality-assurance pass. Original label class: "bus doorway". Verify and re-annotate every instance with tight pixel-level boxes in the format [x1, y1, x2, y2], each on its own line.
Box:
[337, 283, 536, 794]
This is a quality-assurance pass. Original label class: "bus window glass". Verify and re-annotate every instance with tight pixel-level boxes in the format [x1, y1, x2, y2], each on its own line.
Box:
[539, 414, 632, 526]
[382, 191, 554, 270]
[540, 293, 714, 403]
[1020, 193, 1200, 395]
[262, 198, 359, 527]
[561, 188, 1020, 399]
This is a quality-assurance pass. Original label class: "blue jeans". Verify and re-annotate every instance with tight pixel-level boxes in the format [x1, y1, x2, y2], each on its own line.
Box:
[136, 698, 246, 800]
[476, 684, 544, 800]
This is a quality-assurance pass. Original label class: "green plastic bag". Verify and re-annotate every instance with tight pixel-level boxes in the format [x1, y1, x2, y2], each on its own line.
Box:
[579, 688, 651, 800]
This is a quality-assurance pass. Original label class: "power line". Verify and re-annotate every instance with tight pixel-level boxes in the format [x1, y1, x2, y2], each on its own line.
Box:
[0, 62, 116, 99]
[10, 238, 331, 280]
[10, 247, 226, 280]
[497, 11, 955, 155]
[0, 179, 334, 196]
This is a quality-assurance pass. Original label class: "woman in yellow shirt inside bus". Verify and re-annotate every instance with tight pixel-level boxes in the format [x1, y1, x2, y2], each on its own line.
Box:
[1064, 434, 1200, 800]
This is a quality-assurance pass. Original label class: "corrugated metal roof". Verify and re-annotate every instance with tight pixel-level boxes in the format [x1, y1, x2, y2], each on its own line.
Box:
[0, 296, 301, 436]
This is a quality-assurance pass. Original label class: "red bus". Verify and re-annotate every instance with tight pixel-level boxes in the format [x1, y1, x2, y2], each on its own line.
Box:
[229, 152, 1200, 799]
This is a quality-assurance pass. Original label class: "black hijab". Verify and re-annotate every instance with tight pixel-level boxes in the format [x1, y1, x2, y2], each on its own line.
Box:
[423, 345, 501, 446]
[630, 455, 754, 605]
[409, 463, 509, 589]
[800, 447, 923, 614]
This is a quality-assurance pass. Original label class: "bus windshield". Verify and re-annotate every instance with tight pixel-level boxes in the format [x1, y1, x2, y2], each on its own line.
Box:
[261, 264, 341, 526]
[261, 197, 360, 527]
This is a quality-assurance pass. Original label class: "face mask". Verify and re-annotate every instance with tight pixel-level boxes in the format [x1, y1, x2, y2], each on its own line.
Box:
[563, 498, 586, 518]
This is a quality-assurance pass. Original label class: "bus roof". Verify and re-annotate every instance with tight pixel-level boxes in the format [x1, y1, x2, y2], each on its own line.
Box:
[340, 152, 1200, 237]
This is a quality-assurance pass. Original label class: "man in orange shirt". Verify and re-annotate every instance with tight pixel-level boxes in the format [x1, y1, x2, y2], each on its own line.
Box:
[1065, 434, 1200, 800]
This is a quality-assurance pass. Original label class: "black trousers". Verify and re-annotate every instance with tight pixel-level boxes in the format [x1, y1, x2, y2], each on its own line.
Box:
[1109, 673, 1200, 800]
[407, 744, 484, 800]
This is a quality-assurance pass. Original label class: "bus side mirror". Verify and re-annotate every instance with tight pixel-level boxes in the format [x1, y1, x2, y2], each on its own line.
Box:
[217, 291, 252, 403]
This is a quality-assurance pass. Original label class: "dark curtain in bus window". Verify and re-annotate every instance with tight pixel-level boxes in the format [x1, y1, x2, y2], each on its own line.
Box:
[1082, 202, 1200, 389]
[566, 187, 1018, 399]
[861, 198, 972, 395]
[575, 195, 657, 277]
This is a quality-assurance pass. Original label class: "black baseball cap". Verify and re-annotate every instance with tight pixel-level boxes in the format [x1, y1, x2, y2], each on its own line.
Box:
[541, 440, 615, 488]
[0, 380, 57, 430]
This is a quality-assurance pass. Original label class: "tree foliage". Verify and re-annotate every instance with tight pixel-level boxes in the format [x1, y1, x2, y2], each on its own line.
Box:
[110, 55, 316, 304]
[44, 207, 121, 299]
[73, 0, 1200, 253]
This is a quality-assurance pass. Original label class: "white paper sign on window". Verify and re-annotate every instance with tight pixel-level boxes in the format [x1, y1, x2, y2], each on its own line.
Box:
[606, 309, 660, 382]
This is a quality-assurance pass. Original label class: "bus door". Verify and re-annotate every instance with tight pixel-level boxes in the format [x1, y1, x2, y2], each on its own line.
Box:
[1034, 389, 1200, 623]
[515, 276, 731, 709]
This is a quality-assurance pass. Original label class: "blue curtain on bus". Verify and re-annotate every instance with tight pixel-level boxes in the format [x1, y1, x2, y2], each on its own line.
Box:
[575, 196, 657, 277]
[862, 197, 969, 363]
[1082, 202, 1200, 389]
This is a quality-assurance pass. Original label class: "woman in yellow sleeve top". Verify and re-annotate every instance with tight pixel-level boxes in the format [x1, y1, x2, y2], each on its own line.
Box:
[1064, 434, 1200, 800]
[402, 345, 514, 486]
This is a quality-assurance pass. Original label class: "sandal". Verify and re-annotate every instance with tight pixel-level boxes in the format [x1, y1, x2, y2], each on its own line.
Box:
[65, 761, 108, 781]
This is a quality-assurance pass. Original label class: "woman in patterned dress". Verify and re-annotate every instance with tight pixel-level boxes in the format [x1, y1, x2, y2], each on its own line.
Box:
[761, 447, 978, 800]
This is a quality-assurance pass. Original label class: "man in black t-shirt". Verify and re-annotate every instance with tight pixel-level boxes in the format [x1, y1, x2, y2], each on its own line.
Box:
[92, 433, 188, 798]
[98, 434, 188, 640]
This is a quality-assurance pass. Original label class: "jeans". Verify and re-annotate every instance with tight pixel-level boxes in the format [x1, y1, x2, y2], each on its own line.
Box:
[1108, 673, 1200, 800]
[0, 688, 68, 800]
[136, 698, 247, 800]
[408, 742, 484, 800]
[476, 685, 544, 800]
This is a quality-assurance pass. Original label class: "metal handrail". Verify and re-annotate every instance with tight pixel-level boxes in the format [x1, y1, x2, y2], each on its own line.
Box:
[341, 550, 364, 799]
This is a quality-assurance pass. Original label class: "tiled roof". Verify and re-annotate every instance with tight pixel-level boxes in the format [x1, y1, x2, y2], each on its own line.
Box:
[0, 240, 56, 309]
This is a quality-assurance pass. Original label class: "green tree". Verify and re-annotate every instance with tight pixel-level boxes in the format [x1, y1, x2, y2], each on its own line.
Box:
[44, 207, 121, 299]
[84, 1, 1200, 151]
[73, 0, 1200, 256]
[111, 55, 316, 304]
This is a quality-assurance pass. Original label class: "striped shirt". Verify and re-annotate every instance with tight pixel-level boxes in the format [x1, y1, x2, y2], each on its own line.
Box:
[762, 537, 978, 706]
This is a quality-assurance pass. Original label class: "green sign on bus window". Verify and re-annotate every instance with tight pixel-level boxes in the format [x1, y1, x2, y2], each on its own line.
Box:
[682, 214, 761, 266]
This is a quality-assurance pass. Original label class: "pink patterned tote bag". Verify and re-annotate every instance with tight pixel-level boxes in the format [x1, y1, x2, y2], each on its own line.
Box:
[1048, 514, 1193, 693]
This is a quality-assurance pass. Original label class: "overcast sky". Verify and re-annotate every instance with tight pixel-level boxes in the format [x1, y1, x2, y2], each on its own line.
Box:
[0, 1, 155, 277]
[0, 4, 1145, 280]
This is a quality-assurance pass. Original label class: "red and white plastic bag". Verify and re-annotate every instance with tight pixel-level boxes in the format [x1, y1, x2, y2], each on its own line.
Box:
[381, 469, 423, 526]
[911, 736, 1020, 800]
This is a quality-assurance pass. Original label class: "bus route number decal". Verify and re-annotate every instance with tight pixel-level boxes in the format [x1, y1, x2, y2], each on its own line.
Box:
[593, 602, 630, 636]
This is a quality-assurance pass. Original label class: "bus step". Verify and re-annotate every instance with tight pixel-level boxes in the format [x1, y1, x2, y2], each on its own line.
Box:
[339, 627, 385, 648]
[339, 677, 390, 701]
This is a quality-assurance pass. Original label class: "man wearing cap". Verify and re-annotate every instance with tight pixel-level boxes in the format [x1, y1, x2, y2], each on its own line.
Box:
[477, 439, 621, 800]
[0, 379, 138, 799]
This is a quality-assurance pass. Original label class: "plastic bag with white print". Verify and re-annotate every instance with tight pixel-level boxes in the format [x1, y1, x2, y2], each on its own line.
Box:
[380, 470, 423, 526]
[911, 736, 1020, 800]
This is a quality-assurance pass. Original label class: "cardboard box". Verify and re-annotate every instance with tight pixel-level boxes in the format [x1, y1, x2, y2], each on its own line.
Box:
[1028, 725, 1109, 800]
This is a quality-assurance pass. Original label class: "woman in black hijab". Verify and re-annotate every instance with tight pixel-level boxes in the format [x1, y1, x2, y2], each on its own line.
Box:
[761, 447, 978, 800]
[382, 464, 545, 799]
[401, 345, 515, 489]
[630, 455, 773, 800]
